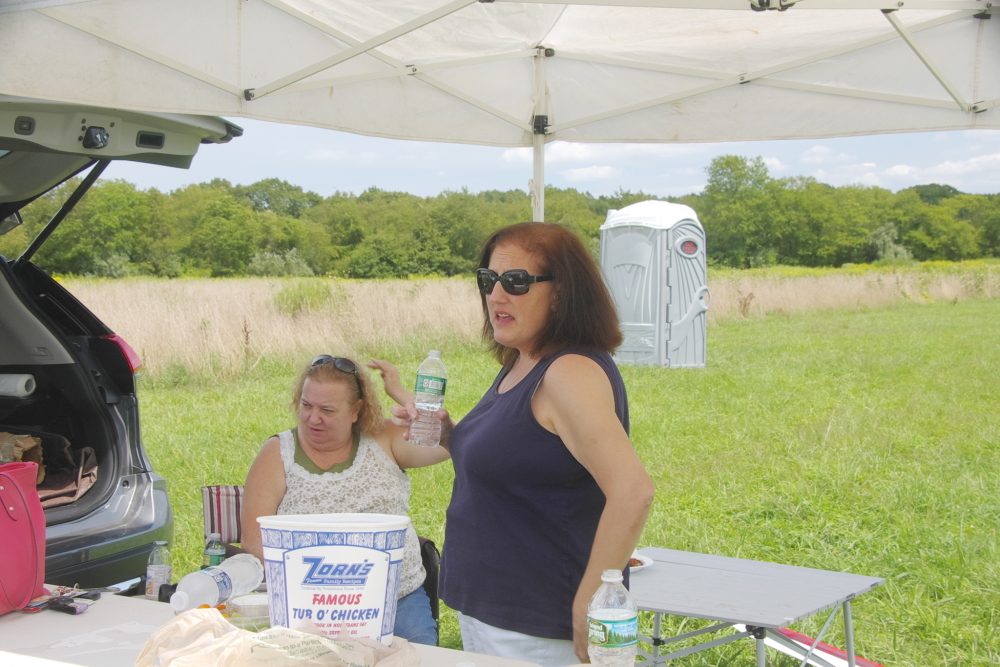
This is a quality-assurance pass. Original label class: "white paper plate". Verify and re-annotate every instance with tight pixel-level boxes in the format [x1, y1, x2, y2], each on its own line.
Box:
[629, 551, 653, 572]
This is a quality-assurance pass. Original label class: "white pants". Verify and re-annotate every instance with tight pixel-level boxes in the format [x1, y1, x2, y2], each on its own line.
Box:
[458, 613, 581, 667]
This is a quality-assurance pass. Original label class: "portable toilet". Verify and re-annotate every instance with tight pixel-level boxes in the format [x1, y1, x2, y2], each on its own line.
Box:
[600, 201, 709, 368]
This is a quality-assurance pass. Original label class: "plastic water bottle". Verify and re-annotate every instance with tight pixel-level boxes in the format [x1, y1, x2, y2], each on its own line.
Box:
[169, 553, 264, 613]
[203, 532, 226, 568]
[410, 350, 447, 447]
[145, 541, 172, 600]
[588, 568, 638, 667]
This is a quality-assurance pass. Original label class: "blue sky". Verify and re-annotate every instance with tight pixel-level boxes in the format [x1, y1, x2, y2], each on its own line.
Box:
[104, 118, 1000, 199]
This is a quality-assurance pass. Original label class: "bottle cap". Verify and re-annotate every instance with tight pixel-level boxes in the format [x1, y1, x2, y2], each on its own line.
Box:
[429, 350, 440, 357]
[169, 590, 190, 613]
[601, 568, 624, 583]
[209, 532, 222, 541]
[154, 540, 168, 546]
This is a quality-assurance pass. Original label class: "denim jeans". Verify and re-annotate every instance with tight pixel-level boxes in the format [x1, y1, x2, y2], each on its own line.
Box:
[393, 586, 437, 646]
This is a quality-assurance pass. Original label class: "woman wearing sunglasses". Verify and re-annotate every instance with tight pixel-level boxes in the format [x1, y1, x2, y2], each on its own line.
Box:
[241, 354, 449, 645]
[390, 222, 655, 666]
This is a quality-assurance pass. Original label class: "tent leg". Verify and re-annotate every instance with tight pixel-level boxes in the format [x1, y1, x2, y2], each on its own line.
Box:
[532, 135, 545, 222]
[531, 46, 547, 223]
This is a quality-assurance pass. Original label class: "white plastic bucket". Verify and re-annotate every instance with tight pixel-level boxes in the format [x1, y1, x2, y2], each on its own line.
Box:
[257, 513, 410, 644]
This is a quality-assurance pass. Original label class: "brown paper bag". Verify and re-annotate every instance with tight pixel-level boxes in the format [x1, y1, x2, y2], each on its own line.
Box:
[0, 432, 44, 484]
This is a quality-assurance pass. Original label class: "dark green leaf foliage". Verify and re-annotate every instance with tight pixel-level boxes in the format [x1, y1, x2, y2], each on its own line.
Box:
[4, 168, 1000, 277]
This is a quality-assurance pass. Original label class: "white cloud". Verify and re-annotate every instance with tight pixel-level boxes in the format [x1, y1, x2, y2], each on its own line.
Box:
[800, 145, 854, 165]
[762, 157, 786, 171]
[547, 143, 603, 162]
[800, 146, 832, 164]
[502, 142, 710, 166]
[307, 149, 380, 164]
[923, 153, 1000, 177]
[854, 172, 884, 187]
[562, 165, 620, 181]
[501, 147, 533, 163]
[886, 164, 916, 176]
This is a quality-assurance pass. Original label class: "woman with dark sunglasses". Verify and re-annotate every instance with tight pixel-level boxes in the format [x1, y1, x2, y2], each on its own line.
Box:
[388, 222, 654, 666]
[241, 354, 449, 645]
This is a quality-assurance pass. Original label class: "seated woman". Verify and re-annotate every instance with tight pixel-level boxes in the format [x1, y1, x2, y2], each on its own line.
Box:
[241, 354, 449, 645]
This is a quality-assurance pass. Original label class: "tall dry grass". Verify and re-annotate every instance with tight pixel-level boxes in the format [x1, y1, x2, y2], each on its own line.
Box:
[707, 264, 1000, 323]
[63, 277, 482, 374]
[62, 263, 1000, 375]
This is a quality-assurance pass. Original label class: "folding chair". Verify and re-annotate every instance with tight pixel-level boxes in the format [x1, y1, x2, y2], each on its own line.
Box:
[201, 484, 245, 546]
[200, 484, 441, 643]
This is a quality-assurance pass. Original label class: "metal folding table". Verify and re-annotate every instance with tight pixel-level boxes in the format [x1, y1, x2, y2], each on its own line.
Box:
[629, 547, 884, 667]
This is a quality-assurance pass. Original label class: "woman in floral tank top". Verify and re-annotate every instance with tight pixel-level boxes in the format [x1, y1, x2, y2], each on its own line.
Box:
[241, 354, 449, 645]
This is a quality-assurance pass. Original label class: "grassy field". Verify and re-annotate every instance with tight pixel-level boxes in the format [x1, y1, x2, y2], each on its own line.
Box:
[63, 267, 1000, 666]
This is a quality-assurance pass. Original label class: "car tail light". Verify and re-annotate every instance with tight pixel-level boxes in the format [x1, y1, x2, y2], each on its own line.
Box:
[101, 334, 142, 374]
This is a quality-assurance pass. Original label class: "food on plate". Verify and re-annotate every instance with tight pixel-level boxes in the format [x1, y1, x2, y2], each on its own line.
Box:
[629, 557, 644, 568]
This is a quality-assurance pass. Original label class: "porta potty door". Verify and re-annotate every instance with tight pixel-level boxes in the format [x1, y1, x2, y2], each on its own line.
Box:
[600, 201, 709, 368]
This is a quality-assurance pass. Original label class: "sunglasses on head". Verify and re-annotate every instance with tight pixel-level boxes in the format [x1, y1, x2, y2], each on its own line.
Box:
[476, 268, 553, 296]
[310, 355, 362, 396]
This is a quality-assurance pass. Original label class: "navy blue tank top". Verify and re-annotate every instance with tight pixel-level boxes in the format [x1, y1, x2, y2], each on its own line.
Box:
[439, 349, 629, 640]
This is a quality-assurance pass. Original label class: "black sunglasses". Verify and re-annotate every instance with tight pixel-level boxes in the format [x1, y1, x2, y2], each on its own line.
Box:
[310, 355, 362, 396]
[477, 268, 553, 296]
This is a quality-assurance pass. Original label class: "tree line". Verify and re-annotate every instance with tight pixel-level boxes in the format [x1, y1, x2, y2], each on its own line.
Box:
[2, 155, 998, 279]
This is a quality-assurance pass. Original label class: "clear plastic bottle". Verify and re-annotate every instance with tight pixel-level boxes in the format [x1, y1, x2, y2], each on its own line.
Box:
[409, 350, 447, 447]
[588, 568, 639, 667]
[203, 532, 226, 569]
[145, 541, 172, 600]
[169, 553, 264, 613]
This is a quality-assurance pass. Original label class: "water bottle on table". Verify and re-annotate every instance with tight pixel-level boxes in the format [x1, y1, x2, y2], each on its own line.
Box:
[145, 541, 172, 600]
[410, 350, 447, 447]
[588, 568, 638, 667]
[169, 553, 264, 612]
[203, 532, 226, 568]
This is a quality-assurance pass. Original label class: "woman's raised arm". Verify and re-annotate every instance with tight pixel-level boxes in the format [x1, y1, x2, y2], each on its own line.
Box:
[367, 359, 413, 407]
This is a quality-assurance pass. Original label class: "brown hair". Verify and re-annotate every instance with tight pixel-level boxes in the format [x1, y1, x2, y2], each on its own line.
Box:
[290, 356, 384, 437]
[477, 222, 622, 366]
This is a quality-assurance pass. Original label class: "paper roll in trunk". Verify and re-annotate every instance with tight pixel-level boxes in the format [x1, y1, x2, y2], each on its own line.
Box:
[0, 374, 36, 398]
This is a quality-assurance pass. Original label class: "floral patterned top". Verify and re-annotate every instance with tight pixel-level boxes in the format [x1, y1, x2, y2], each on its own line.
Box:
[275, 429, 425, 598]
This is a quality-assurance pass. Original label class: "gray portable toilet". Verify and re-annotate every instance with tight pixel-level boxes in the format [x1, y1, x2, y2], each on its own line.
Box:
[600, 201, 709, 368]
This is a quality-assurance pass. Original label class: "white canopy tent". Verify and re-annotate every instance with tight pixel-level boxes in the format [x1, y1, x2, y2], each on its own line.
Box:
[2, 0, 997, 220]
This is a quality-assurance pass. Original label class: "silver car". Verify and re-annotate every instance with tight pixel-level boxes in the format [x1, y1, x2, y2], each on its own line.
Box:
[0, 95, 241, 588]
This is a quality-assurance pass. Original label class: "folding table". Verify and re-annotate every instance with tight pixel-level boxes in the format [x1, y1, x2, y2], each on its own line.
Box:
[629, 547, 884, 667]
[0, 590, 539, 667]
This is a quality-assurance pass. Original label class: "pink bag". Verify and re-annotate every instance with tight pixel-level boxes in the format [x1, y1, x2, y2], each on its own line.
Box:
[0, 461, 46, 615]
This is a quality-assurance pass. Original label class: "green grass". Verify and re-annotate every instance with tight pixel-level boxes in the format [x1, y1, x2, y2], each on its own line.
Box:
[138, 298, 1000, 666]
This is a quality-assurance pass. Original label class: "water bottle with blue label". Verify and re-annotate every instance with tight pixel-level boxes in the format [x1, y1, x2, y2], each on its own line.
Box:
[409, 350, 447, 447]
[588, 568, 638, 667]
[169, 553, 264, 612]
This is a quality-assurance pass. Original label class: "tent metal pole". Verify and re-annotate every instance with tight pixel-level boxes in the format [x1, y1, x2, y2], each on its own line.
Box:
[532, 47, 548, 222]
[247, 0, 478, 100]
[883, 9, 971, 113]
[550, 8, 978, 133]
[496, 0, 986, 9]
[533, 134, 545, 223]
[37, 8, 241, 95]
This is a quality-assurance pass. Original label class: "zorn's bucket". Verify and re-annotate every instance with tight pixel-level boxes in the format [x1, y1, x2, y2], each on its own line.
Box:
[257, 513, 410, 644]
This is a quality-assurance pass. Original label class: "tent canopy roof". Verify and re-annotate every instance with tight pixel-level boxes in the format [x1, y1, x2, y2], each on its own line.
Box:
[1, 0, 997, 148]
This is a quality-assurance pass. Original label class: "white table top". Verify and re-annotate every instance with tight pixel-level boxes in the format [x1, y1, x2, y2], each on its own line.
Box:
[0, 593, 539, 667]
[629, 547, 884, 628]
